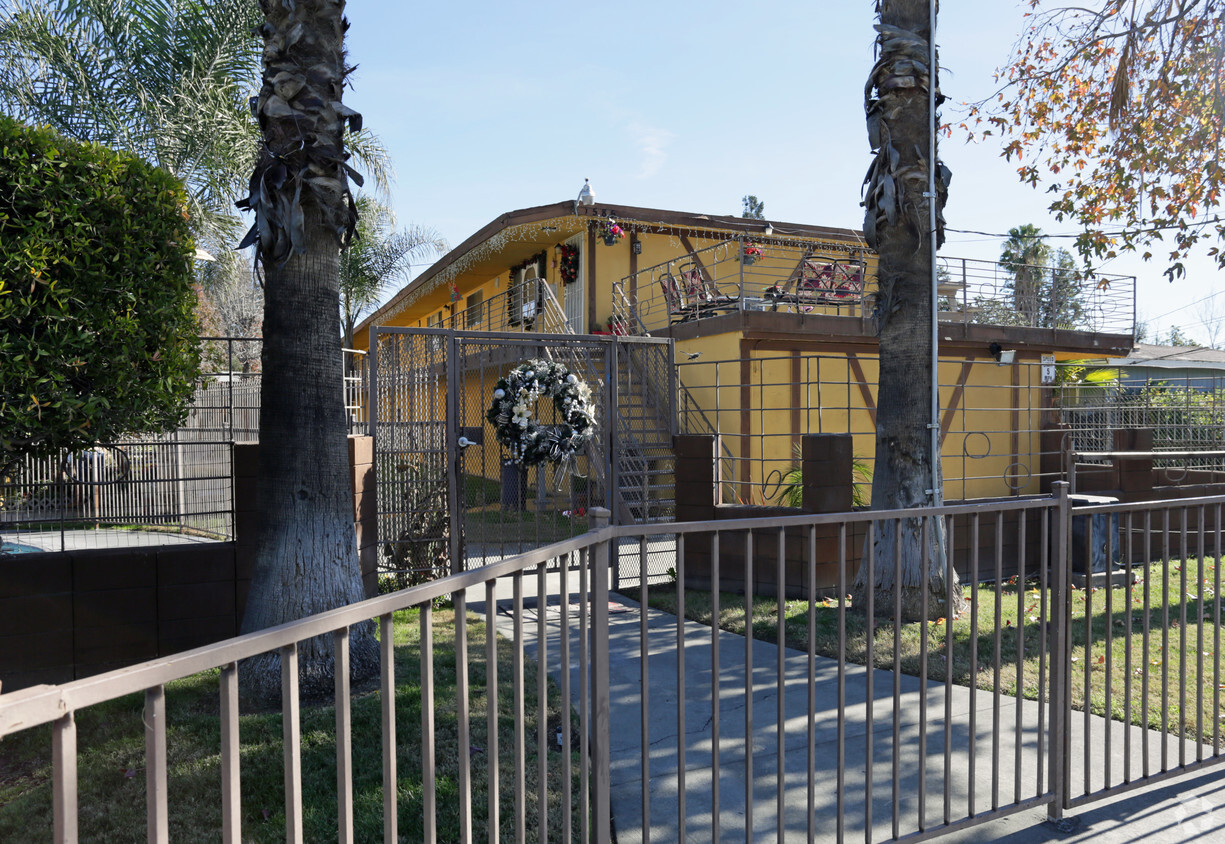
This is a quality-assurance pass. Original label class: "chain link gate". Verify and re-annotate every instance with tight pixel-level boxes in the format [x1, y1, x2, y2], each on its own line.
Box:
[369, 327, 676, 583]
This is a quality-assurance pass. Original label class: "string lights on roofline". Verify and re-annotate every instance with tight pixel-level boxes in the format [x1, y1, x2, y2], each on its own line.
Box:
[377, 211, 865, 325]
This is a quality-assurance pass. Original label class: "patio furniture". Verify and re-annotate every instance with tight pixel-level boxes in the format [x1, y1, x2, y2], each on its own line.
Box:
[766, 258, 864, 314]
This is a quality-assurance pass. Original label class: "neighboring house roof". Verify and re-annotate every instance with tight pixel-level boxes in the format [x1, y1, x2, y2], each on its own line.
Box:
[1109, 343, 1225, 371]
[355, 199, 863, 337]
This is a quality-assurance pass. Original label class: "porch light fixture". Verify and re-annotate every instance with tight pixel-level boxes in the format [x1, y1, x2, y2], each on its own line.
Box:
[577, 178, 594, 206]
[763, 223, 774, 237]
[989, 342, 1016, 365]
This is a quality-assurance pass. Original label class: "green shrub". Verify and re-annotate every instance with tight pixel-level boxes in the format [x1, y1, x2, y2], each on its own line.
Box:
[0, 117, 201, 457]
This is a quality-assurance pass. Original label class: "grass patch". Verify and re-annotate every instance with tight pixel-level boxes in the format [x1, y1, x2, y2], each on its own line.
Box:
[0, 609, 583, 842]
[625, 557, 1224, 747]
[463, 507, 589, 545]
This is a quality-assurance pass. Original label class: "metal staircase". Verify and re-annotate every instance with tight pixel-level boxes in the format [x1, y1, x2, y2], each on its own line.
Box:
[534, 283, 676, 523]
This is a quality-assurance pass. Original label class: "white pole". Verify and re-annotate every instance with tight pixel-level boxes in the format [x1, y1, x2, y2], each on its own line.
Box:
[928, 0, 943, 506]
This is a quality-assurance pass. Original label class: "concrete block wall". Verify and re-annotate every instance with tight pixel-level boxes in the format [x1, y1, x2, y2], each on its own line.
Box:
[0, 435, 377, 692]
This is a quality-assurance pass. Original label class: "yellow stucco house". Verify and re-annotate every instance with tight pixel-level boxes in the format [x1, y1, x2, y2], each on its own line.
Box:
[353, 197, 1135, 511]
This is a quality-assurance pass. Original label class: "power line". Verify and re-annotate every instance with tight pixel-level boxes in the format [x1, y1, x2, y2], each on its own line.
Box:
[1145, 287, 1225, 322]
[946, 217, 1222, 241]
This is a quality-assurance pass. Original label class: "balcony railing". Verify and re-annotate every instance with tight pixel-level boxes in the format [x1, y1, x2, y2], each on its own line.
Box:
[612, 241, 1136, 337]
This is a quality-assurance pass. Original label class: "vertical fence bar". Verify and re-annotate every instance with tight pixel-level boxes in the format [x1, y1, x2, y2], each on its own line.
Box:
[333, 629, 353, 844]
[455, 591, 473, 844]
[280, 646, 303, 844]
[145, 685, 168, 844]
[944, 513, 955, 824]
[486, 580, 501, 844]
[1179, 507, 1189, 769]
[1036, 507, 1048, 798]
[379, 613, 397, 843]
[591, 520, 613, 844]
[864, 521, 876, 844]
[220, 663, 240, 844]
[1196, 506, 1206, 763]
[918, 518, 930, 833]
[1014, 511, 1026, 805]
[422, 604, 437, 844]
[711, 531, 722, 843]
[676, 533, 687, 840]
[446, 335, 462, 575]
[513, 571, 526, 844]
[745, 529, 755, 839]
[1048, 482, 1070, 819]
[969, 513, 980, 817]
[891, 522, 902, 841]
[1215, 503, 1222, 758]
[1123, 511, 1134, 784]
[992, 510, 1003, 812]
[776, 526, 786, 841]
[638, 535, 650, 843]
[836, 522, 847, 843]
[1142, 510, 1153, 778]
[808, 524, 819, 844]
[52, 711, 77, 844]
[578, 548, 590, 844]
[1161, 508, 1171, 773]
[1104, 509, 1115, 789]
[537, 563, 549, 844]
[560, 554, 573, 844]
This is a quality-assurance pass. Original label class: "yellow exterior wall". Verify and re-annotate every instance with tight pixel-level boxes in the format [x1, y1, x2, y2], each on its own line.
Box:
[358, 207, 1076, 504]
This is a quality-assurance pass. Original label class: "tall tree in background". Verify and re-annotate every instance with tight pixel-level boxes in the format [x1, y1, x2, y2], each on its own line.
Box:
[741, 194, 765, 219]
[0, 0, 261, 245]
[0, 0, 392, 252]
[974, 1, 1225, 279]
[855, 1, 966, 619]
[237, 0, 377, 700]
[341, 195, 447, 350]
[996, 224, 1089, 329]
[999, 223, 1051, 322]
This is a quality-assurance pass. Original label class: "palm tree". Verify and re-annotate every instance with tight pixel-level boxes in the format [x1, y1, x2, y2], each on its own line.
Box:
[856, 0, 967, 620]
[0, 0, 260, 244]
[340, 195, 447, 349]
[0, 0, 391, 250]
[237, 0, 378, 700]
[999, 224, 1052, 327]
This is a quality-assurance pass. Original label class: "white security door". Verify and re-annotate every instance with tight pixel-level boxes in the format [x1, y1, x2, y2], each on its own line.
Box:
[562, 235, 585, 333]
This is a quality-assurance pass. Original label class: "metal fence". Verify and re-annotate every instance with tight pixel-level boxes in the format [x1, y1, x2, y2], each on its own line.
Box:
[1057, 371, 1225, 471]
[613, 242, 1135, 337]
[4, 488, 1222, 842]
[1, 338, 367, 554]
[674, 354, 1225, 506]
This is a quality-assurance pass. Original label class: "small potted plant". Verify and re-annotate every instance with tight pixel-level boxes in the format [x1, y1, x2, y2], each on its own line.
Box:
[742, 242, 764, 265]
[598, 218, 625, 246]
[606, 314, 628, 335]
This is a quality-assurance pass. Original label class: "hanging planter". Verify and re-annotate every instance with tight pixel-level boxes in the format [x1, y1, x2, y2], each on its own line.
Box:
[742, 243, 764, 265]
[597, 218, 625, 246]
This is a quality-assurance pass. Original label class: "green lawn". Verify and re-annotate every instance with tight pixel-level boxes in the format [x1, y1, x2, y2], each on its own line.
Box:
[624, 557, 1224, 747]
[0, 609, 584, 842]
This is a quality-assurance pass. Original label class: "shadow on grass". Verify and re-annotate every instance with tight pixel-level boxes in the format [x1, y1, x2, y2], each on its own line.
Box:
[0, 608, 584, 842]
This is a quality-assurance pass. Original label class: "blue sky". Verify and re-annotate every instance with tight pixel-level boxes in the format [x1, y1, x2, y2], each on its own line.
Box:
[343, 0, 1222, 343]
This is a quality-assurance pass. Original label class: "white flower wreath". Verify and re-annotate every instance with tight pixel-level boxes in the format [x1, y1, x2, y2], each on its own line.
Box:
[486, 359, 596, 466]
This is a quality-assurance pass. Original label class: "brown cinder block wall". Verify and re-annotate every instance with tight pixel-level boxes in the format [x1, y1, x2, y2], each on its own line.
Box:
[0, 435, 376, 693]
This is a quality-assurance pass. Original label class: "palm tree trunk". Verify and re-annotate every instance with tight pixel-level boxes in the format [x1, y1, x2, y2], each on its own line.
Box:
[855, 0, 968, 621]
[239, 0, 376, 702]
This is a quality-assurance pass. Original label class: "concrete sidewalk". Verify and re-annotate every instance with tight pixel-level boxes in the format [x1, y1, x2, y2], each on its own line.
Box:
[474, 575, 1225, 843]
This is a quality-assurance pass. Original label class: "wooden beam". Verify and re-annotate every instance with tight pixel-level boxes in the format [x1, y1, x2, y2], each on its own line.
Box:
[791, 352, 802, 455]
[846, 353, 877, 428]
[940, 361, 975, 437]
[740, 340, 753, 502]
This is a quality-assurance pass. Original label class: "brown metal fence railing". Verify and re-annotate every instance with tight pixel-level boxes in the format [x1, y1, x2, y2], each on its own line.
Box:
[6, 490, 1225, 841]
